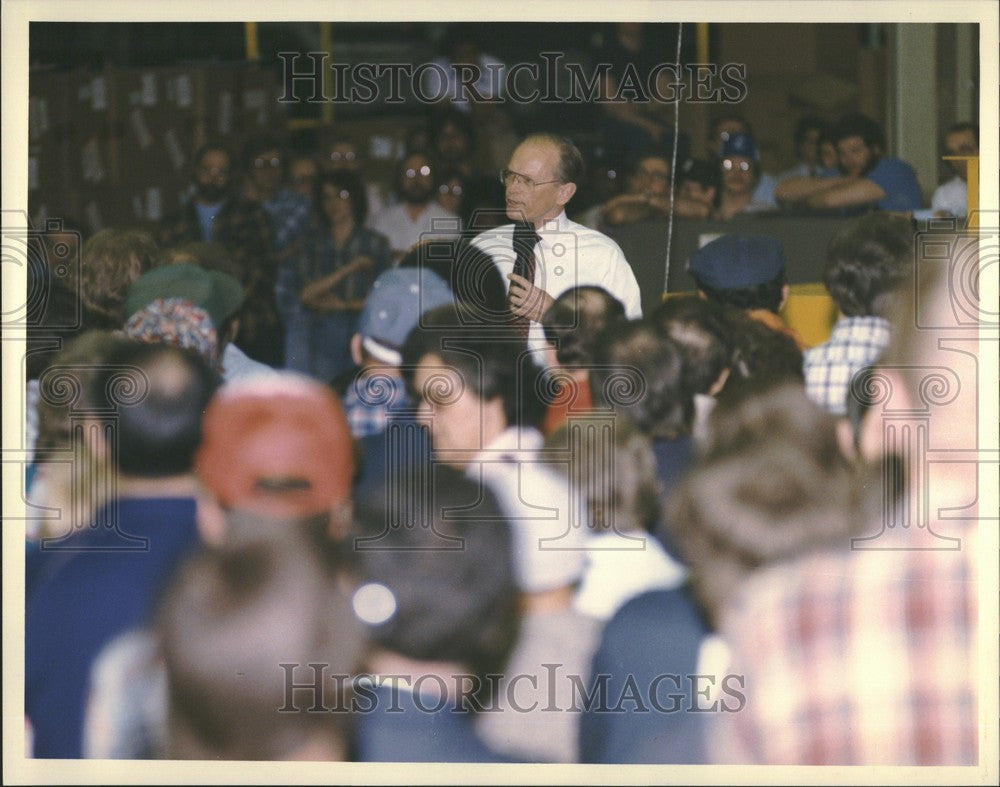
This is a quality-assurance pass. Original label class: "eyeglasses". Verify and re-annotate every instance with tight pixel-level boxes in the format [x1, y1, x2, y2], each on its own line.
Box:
[499, 169, 563, 189]
[329, 150, 357, 162]
[405, 165, 432, 179]
[638, 168, 670, 181]
[253, 156, 281, 169]
[439, 184, 464, 196]
[722, 159, 752, 172]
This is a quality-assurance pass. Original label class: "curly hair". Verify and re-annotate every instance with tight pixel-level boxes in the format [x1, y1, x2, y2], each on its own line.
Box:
[823, 213, 913, 317]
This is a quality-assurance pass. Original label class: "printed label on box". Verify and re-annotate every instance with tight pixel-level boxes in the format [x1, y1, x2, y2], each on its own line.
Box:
[164, 129, 185, 170]
[92, 77, 107, 111]
[146, 188, 163, 221]
[130, 108, 153, 150]
[170, 75, 193, 108]
[142, 73, 158, 106]
[370, 135, 395, 161]
[82, 137, 105, 182]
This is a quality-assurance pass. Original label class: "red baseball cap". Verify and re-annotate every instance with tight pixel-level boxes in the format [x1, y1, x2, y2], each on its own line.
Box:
[195, 375, 354, 518]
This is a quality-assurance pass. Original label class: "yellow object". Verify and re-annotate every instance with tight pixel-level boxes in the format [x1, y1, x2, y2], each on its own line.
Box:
[244, 22, 259, 61]
[662, 284, 838, 348]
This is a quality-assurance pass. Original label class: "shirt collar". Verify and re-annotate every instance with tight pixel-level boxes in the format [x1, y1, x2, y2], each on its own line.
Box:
[475, 425, 543, 462]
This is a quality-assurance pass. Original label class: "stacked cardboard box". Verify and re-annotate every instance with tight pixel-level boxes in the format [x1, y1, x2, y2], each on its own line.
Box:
[28, 63, 284, 235]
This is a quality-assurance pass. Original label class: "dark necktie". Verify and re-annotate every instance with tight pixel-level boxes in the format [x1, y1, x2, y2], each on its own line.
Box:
[510, 221, 540, 337]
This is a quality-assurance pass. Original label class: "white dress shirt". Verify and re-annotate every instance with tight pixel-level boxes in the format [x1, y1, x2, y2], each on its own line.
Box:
[470, 211, 642, 359]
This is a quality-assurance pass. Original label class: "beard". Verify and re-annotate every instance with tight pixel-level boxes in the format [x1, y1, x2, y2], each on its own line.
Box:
[197, 182, 230, 204]
[401, 183, 433, 206]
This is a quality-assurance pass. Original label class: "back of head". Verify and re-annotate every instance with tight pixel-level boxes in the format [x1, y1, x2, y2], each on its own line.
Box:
[653, 296, 732, 395]
[354, 266, 454, 366]
[92, 340, 219, 478]
[35, 330, 134, 454]
[590, 318, 692, 440]
[666, 383, 855, 627]
[353, 465, 518, 677]
[80, 228, 160, 327]
[541, 286, 626, 367]
[687, 234, 787, 313]
[823, 213, 913, 317]
[722, 310, 804, 397]
[158, 530, 365, 760]
[195, 373, 354, 519]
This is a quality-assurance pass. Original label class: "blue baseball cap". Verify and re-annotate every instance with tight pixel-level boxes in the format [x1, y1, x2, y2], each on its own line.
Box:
[721, 132, 760, 162]
[356, 268, 454, 365]
[687, 234, 785, 290]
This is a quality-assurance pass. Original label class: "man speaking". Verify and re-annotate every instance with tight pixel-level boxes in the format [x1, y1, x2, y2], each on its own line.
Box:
[471, 133, 642, 355]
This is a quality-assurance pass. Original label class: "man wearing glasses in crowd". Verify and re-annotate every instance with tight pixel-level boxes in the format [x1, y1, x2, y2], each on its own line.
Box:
[471, 133, 642, 359]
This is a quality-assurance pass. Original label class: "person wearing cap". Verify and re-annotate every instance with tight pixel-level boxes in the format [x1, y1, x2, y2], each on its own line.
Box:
[470, 133, 642, 365]
[193, 373, 356, 548]
[159, 142, 283, 367]
[124, 261, 273, 382]
[404, 309, 599, 763]
[708, 115, 780, 212]
[715, 132, 779, 220]
[25, 342, 219, 758]
[686, 233, 805, 349]
[342, 267, 454, 440]
[77, 373, 359, 760]
[774, 113, 922, 214]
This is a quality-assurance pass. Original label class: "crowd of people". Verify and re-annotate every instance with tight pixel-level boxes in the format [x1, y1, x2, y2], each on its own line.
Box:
[21, 109, 983, 768]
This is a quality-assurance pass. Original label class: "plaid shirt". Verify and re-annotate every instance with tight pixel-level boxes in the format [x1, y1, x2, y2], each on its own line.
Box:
[803, 316, 891, 415]
[160, 196, 282, 360]
[263, 187, 312, 253]
[712, 542, 978, 765]
[342, 372, 410, 438]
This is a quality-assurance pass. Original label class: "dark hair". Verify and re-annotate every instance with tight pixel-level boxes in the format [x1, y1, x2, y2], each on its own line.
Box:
[830, 113, 885, 152]
[590, 319, 693, 440]
[193, 141, 232, 171]
[722, 312, 804, 397]
[429, 108, 475, 149]
[159, 532, 364, 759]
[823, 213, 913, 317]
[652, 296, 732, 395]
[395, 150, 435, 190]
[315, 170, 368, 226]
[698, 274, 786, 314]
[242, 133, 285, 171]
[710, 114, 751, 139]
[541, 286, 626, 367]
[945, 121, 978, 145]
[678, 158, 721, 196]
[523, 133, 584, 185]
[666, 383, 855, 627]
[93, 341, 219, 477]
[355, 464, 518, 679]
[793, 116, 826, 148]
[402, 304, 547, 429]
